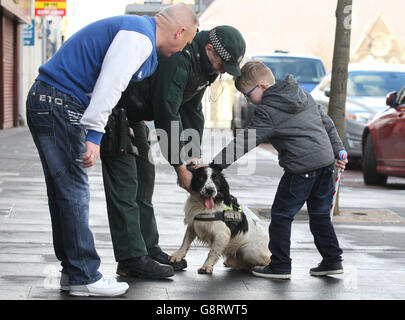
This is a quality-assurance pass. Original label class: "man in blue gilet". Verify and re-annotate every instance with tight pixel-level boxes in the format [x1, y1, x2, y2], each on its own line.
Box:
[25, 3, 199, 297]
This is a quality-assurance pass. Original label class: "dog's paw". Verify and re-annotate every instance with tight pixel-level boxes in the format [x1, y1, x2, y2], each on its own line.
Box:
[198, 266, 213, 274]
[170, 251, 185, 263]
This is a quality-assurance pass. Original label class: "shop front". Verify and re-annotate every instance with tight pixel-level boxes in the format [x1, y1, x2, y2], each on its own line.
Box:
[0, 0, 31, 129]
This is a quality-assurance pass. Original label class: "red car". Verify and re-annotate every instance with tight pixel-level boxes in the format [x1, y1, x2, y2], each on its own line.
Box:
[362, 86, 405, 185]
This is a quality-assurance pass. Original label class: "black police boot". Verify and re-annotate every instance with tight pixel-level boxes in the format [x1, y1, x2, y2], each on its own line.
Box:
[310, 260, 344, 276]
[149, 247, 187, 271]
[116, 256, 174, 279]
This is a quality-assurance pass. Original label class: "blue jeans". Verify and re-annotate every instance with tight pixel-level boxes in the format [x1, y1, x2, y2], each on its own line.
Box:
[26, 81, 102, 285]
[269, 165, 343, 272]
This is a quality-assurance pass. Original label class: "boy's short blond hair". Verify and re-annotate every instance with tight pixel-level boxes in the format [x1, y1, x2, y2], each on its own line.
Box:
[235, 60, 275, 91]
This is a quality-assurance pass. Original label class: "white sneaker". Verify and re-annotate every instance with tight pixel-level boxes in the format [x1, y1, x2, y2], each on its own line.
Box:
[69, 276, 129, 297]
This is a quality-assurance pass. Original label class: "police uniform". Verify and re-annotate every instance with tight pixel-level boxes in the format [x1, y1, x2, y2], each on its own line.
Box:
[100, 27, 246, 277]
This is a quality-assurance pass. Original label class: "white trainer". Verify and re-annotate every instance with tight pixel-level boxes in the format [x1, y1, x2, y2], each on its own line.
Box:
[69, 276, 129, 297]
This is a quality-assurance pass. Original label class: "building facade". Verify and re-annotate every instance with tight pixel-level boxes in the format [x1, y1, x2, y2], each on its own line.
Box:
[0, 0, 31, 129]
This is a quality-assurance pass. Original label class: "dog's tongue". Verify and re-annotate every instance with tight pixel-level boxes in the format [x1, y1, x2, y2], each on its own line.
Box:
[204, 198, 214, 210]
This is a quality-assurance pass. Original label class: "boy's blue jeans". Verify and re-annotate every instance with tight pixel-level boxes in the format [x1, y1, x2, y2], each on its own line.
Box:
[269, 165, 343, 273]
[26, 81, 102, 285]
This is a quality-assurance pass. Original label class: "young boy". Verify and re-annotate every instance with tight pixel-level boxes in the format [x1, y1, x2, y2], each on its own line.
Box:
[209, 61, 348, 279]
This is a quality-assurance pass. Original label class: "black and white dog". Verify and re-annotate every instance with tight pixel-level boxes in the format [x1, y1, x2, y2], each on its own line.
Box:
[170, 166, 271, 274]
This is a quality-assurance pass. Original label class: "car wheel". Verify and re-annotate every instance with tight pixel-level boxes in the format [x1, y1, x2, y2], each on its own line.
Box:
[363, 134, 387, 185]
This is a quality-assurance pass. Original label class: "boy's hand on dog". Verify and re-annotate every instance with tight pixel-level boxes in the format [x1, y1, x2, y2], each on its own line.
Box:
[192, 163, 209, 169]
[186, 158, 201, 167]
[185, 158, 209, 170]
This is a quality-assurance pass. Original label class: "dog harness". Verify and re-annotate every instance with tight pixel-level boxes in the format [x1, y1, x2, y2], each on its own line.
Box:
[194, 204, 244, 223]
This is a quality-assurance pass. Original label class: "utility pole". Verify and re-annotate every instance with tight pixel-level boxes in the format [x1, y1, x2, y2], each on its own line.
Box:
[328, 0, 352, 216]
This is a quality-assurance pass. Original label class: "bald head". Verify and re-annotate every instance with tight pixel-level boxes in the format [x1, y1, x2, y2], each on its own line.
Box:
[156, 3, 199, 30]
[155, 3, 199, 56]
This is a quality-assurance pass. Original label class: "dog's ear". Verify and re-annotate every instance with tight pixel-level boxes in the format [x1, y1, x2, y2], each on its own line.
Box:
[223, 192, 232, 207]
[218, 173, 232, 206]
[230, 195, 240, 207]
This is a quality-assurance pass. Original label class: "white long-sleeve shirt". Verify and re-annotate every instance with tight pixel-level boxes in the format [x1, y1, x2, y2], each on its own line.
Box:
[37, 15, 158, 144]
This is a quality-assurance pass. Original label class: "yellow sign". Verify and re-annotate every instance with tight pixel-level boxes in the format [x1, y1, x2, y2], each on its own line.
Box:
[35, 0, 66, 16]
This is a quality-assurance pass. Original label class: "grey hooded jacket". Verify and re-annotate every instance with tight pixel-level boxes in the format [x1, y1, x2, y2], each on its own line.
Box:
[211, 75, 345, 174]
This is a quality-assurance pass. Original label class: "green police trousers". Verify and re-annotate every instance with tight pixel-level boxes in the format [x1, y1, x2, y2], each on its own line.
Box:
[101, 121, 159, 261]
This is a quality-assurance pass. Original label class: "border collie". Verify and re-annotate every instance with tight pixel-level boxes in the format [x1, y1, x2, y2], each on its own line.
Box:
[170, 166, 271, 274]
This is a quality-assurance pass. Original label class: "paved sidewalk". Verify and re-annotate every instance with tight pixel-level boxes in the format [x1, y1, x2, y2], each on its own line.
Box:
[1, 127, 405, 301]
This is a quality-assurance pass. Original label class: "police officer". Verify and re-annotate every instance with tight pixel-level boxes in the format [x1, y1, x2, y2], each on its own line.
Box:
[100, 26, 246, 279]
